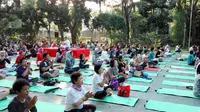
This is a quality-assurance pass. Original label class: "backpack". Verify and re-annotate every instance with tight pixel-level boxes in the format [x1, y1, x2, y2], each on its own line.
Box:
[117, 85, 130, 97]
[109, 78, 119, 90]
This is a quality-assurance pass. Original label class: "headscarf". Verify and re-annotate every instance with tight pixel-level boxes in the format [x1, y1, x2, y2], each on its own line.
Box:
[65, 51, 74, 65]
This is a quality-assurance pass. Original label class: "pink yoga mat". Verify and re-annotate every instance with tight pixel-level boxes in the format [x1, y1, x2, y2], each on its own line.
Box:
[144, 67, 159, 72]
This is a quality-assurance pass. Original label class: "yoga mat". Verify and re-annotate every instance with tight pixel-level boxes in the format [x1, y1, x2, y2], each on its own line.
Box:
[143, 72, 158, 77]
[157, 88, 198, 98]
[144, 68, 159, 72]
[52, 88, 67, 96]
[165, 74, 195, 80]
[52, 76, 71, 83]
[171, 63, 188, 66]
[168, 69, 195, 74]
[145, 100, 200, 112]
[36, 101, 65, 112]
[7, 71, 16, 76]
[0, 80, 13, 88]
[29, 84, 59, 93]
[127, 77, 152, 83]
[29, 73, 40, 78]
[89, 94, 138, 107]
[162, 80, 193, 87]
[0, 97, 12, 111]
[158, 62, 167, 65]
[82, 71, 95, 76]
[171, 65, 195, 70]
[59, 70, 94, 76]
[124, 83, 149, 92]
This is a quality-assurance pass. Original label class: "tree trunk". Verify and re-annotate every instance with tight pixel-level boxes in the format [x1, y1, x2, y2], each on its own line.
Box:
[48, 23, 51, 46]
[70, 28, 77, 44]
[58, 24, 64, 41]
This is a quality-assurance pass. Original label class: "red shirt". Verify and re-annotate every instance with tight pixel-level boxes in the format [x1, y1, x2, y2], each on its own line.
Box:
[51, 43, 56, 47]
[36, 53, 43, 65]
[15, 55, 23, 64]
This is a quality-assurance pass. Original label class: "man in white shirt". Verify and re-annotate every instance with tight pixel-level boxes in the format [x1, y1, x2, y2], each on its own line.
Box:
[65, 38, 71, 51]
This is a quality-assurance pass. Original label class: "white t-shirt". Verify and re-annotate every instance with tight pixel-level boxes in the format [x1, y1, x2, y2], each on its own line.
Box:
[92, 74, 104, 94]
[65, 40, 71, 48]
[100, 50, 109, 59]
[65, 87, 85, 111]
[175, 46, 179, 51]
[189, 47, 193, 52]
[141, 54, 147, 61]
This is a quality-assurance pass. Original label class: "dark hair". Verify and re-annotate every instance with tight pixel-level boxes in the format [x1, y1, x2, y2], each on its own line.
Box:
[131, 53, 136, 58]
[94, 64, 102, 74]
[110, 59, 116, 67]
[19, 57, 26, 64]
[144, 50, 148, 53]
[79, 54, 84, 59]
[118, 55, 123, 62]
[13, 79, 30, 92]
[57, 48, 62, 54]
[190, 50, 194, 54]
[71, 72, 82, 84]
[150, 47, 154, 51]
[43, 52, 48, 58]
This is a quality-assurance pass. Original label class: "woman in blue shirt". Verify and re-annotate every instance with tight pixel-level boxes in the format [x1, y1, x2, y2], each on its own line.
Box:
[187, 50, 195, 65]
[64, 51, 80, 74]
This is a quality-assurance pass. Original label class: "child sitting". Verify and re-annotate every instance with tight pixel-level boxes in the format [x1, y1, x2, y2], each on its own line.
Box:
[187, 50, 195, 65]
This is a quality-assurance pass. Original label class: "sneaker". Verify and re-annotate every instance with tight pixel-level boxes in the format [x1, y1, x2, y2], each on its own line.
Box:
[106, 88, 113, 96]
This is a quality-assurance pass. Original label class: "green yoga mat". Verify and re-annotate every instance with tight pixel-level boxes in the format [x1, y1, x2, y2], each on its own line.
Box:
[0, 97, 12, 111]
[171, 63, 188, 66]
[158, 62, 167, 65]
[162, 80, 193, 87]
[7, 71, 16, 76]
[124, 83, 149, 92]
[157, 88, 198, 98]
[168, 69, 195, 74]
[143, 72, 158, 77]
[59, 70, 94, 76]
[29, 84, 59, 93]
[29, 73, 40, 78]
[52, 76, 71, 82]
[127, 77, 152, 83]
[36, 101, 65, 112]
[53, 83, 149, 96]
[165, 74, 195, 80]
[171, 65, 195, 70]
[0, 80, 13, 88]
[89, 94, 138, 107]
[0, 80, 59, 93]
[145, 100, 200, 112]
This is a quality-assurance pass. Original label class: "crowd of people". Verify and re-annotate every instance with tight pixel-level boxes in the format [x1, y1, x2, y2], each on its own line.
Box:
[0, 38, 200, 112]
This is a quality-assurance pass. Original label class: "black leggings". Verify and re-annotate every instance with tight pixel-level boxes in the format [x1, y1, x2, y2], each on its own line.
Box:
[94, 85, 113, 99]
[80, 64, 89, 69]
[118, 77, 125, 83]
[64, 104, 96, 112]
[64, 67, 80, 74]
[189, 61, 195, 66]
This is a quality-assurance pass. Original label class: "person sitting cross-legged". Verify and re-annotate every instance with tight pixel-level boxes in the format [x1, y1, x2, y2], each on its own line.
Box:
[64, 51, 80, 74]
[92, 64, 113, 99]
[64, 72, 96, 112]
[79, 54, 89, 69]
[39, 52, 59, 79]
[16, 58, 38, 86]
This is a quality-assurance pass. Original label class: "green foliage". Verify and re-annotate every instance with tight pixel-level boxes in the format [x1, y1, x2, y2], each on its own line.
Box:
[170, 9, 185, 44]
[92, 13, 126, 43]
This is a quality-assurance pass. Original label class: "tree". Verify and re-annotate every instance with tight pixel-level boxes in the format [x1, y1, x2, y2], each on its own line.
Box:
[92, 13, 126, 43]
[68, 0, 92, 44]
